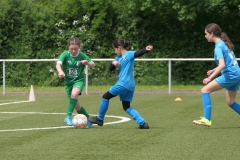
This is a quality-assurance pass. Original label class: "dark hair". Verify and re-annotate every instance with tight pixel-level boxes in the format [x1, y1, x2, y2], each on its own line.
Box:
[68, 37, 80, 47]
[205, 23, 234, 51]
[112, 39, 131, 49]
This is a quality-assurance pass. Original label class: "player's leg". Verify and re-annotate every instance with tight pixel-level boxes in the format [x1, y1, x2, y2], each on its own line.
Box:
[226, 80, 240, 114]
[72, 82, 92, 128]
[76, 103, 90, 118]
[193, 79, 222, 127]
[88, 91, 116, 126]
[122, 101, 149, 129]
[121, 89, 149, 129]
[64, 85, 77, 126]
[74, 101, 92, 128]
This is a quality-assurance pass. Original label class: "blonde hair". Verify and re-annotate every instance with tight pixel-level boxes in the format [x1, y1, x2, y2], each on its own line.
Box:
[68, 37, 80, 47]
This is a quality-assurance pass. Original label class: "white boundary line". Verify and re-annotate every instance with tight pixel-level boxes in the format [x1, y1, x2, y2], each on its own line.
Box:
[0, 101, 31, 106]
[0, 112, 131, 132]
[0, 126, 73, 132]
[0, 100, 131, 132]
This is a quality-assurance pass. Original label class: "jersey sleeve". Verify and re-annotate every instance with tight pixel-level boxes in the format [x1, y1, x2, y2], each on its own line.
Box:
[127, 51, 135, 60]
[57, 51, 67, 64]
[134, 48, 148, 58]
[214, 47, 223, 60]
[82, 52, 93, 62]
[114, 56, 120, 62]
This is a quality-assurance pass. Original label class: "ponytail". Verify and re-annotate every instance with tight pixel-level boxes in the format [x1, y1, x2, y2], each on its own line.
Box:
[205, 23, 235, 51]
[220, 32, 234, 51]
[112, 39, 131, 49]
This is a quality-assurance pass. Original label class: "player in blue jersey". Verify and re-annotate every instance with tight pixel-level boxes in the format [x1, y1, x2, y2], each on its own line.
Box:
[193, 23, 240, 127]
[88, 39, 153, 129]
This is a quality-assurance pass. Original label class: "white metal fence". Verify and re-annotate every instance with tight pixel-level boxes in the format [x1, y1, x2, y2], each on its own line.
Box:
[0, 58, 220, 95]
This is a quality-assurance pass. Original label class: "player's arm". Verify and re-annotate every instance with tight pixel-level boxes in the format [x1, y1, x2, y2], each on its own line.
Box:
[109, 58, 120, 71]
[203, 47, 225, 84]
[109, 63, 116, 71]
[56, 61, 65, 78]
[89, 62, 95, 68]
[108, 57, 120, 71]
[81, 53, 95, 68]
[207, 67, 217, 76]
[208, 58, 225, 80]
[87, 61, 95, 68]
[208, 47, 225, 80]
[81, 60, 95, 68]
[134, 45, 153, 58]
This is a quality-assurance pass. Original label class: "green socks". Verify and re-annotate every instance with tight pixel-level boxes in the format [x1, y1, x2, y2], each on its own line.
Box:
[77, 106, 90, 118]
[66, 98, 90, 118]
[66, 98, 77, 117]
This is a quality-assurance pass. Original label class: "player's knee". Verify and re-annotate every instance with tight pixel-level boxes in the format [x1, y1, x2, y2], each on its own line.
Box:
[71, 91, 81, 99]
[226, 100, 234, 106]
[103, 91, 115, 100]
[122, 101, 130, 111]
[201, 88, 209, 93]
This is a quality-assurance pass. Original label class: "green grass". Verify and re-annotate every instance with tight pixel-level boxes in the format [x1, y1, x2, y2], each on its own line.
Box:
[0, 94, 239, 160]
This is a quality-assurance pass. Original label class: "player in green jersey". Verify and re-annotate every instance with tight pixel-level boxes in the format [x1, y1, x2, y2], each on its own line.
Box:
[56, 37, 95, 128]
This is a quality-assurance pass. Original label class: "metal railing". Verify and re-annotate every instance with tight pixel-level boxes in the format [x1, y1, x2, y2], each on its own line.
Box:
[0, 58, 219, 95]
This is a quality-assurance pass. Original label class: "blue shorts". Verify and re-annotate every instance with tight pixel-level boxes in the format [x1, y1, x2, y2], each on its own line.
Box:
[109, 84, 134, 102]
[215, 75, 240, 91]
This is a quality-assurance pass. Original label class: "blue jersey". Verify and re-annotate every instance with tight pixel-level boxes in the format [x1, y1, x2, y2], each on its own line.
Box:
[214, 40, 240, 80]
[114, 51, 135, 91]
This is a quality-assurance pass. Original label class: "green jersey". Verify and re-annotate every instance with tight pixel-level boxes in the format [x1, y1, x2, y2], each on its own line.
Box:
[58, 50, 93, 86]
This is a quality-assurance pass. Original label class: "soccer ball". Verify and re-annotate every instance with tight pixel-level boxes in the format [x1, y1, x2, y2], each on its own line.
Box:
[72, 114, 88, 129]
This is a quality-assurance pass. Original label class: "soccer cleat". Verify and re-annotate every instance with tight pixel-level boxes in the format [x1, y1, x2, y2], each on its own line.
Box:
[86, 120, 92, 129]
[88, 116, 104, 126]
[193, 117, 212, 127]
[64, 116, 73, 126]
[138, 122, 150, 129]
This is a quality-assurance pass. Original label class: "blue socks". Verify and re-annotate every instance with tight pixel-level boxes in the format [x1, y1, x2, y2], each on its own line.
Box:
[202, 93, 240, 120]
[97, 98, 109, 120]
[202, 93, 212, 121]
[126, 107, 145, 126]
[230, 102, 240, 114]
[97, 98, 146, 126]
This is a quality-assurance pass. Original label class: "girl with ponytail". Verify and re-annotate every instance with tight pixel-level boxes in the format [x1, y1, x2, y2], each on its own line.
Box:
[193, 23, 240, 127]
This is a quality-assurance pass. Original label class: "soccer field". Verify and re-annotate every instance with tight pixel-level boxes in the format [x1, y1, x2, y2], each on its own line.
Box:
[0, 94, 239, 160]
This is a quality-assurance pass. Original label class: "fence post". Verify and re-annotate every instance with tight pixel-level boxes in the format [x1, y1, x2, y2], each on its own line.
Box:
[168, 60, 171, 94]
[85, 65, 88, 95]
[3, 61, 5, 95]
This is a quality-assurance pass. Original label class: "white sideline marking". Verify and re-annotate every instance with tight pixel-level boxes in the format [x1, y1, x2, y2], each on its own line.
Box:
[0, 126, 73, 132]
[0, 101, 31, 106]
[0, 112, 131, 132]
[0, 112, 65, 115]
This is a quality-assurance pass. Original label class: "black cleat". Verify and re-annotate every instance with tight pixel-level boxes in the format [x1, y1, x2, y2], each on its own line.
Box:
[138, 122, 149, 129]
[88, 116, 104, 126]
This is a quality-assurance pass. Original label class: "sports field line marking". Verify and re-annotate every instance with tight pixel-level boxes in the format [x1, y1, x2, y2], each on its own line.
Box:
[0, 112, 131, 132]
[0, 126, 73, 132]
[0, 100, 31, 106]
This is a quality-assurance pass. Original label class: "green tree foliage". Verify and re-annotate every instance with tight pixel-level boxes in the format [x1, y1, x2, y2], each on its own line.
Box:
[0, 0, 239, 86]
[0, 0, 59, 86]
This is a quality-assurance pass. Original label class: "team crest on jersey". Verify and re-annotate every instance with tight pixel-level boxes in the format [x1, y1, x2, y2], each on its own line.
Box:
[76, 61, 81, 66]
[68, 60, 72, 65]
[122, 55, 127, 60]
